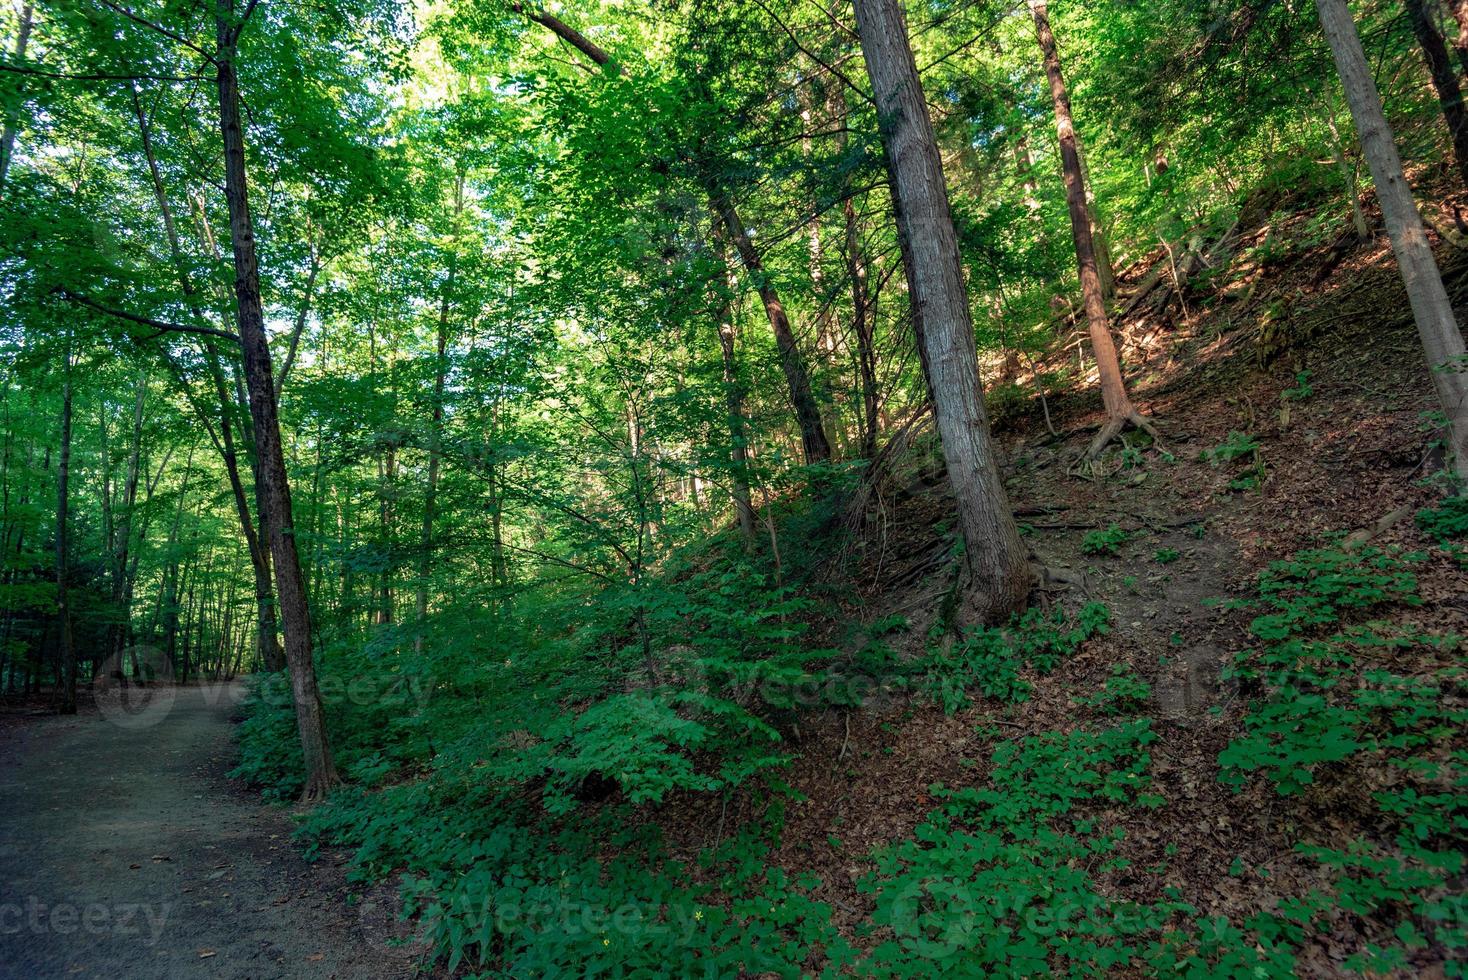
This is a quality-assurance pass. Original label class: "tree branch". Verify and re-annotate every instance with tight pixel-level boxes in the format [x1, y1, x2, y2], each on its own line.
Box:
[60, 290, 241, 344]
[96, 0, 217, 65]
[0, 61, 202, 82]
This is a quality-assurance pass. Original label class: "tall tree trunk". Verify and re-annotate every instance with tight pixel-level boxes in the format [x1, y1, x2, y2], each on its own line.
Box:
[415, 174, 463, 651]
[130, 83, 283, 672]
[1449, 0, 1468, 81]
[800, 79, 838, 449]
[1325, 97, 1371, 239]
[1405, 0, 1468, 188]
[713, 224, 757, 547]
[109, 369, 147, 670]
[55, 343, 76, 713]
[852, 0, 1030, 624]
[1317, 0, 1468, 480]
[1029, 0, 1154, 458]
[0, 2, 32, 195]
[215, 0, 339, 800]
[832, 86, 880, 458]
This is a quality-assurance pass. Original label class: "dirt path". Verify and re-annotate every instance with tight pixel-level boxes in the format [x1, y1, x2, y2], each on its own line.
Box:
[0, 681, 412, 979]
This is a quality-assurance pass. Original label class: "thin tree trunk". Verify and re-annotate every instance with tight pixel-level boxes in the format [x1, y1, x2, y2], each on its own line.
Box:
[110, 370, 147, 670]
[1029, 0, 1153, 458]
[713, 222, 757, 547]
[215, 0, 339, 800]
[130, 83, 283, 672]
[852, 0, 1030, 624]
[55, 343, 76, 713]
[832, 86, 880, 458]
[800, 79, 838, 448]
[1405, 0, 1468, 188]
[1317, 0, 1468, 480]
[1326, 97, 1371, 239]
[715, 199, 833, 464]
[514, 3, 832, 465]
[1449, 0, 1468, 85]
[0, 2, 32, 195]
[415, 173, 463, 649]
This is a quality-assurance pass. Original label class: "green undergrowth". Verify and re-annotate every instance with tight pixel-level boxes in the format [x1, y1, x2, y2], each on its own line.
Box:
[233, 515, 1466, 975]
[1217, 540, 1467, 974]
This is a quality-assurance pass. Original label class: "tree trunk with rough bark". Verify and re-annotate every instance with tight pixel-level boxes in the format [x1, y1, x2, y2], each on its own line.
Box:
[852, 0, 1030, 624]
[215, 0, 339, 800]
[1404, 0, 1468, 189]
[1317, 0, 1468, 480]
[1030, 0, 1154, 458]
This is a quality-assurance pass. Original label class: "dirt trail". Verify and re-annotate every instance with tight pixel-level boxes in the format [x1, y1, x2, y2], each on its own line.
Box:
[0, 681, 411, 979]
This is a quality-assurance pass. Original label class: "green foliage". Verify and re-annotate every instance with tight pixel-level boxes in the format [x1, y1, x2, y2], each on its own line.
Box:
[1282, 370, 1314, 401]
[1081, 664, 1153, 716]
[1154, 547, 1180, 564]
[1217, 544, 1466, 969]
[1082, 524, 1131, 556]
[1203, 431, 1260, 464]
[859, 720, 1172, 977]
[1416, 496, 1468, 544]
[927, 603, 1112, 712]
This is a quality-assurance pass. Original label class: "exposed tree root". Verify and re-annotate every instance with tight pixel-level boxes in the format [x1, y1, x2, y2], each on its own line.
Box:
[1085, 410, 1163, 460]
[299, 774, 342, 804]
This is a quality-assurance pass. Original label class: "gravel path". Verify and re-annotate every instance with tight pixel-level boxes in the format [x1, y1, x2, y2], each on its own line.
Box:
[0, 681, 412, 979]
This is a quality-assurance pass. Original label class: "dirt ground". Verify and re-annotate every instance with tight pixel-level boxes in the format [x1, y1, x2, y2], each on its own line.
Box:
[0, 681, 416, 980]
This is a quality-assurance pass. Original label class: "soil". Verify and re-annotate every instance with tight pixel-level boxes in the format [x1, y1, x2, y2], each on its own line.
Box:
[0, 681, 417, 979]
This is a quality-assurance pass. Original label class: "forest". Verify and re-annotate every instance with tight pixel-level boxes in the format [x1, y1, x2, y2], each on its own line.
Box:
[0, 0, 1466, 976]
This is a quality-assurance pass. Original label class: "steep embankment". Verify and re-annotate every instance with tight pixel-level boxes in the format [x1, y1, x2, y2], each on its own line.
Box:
[651, 177, 1468, 972]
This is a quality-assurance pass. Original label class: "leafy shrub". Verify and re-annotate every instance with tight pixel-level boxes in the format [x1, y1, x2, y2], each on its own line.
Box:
[1203, 431, 1260, 464]
[1081, 664, 1152, 716]
[1416, 496, 1468, 543]
[927, 603, 1111, 712]
[1082, 524, 1131, 556]
[1281, 370, 1313, 401]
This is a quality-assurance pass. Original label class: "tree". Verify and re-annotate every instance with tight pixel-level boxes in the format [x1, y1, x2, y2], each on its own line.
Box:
[214, 0, 339, 800]
[1403, 0, 1468, 189]
[513, 3, 833, 465]
[852, 0, 1030, 623]
[1029, 0, 1157, 458]
[54, 342, 75, 713]
[0, 1, 33, 195]
[1449, 0, 1468, 79]
[1316, 0, 1468, 480]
